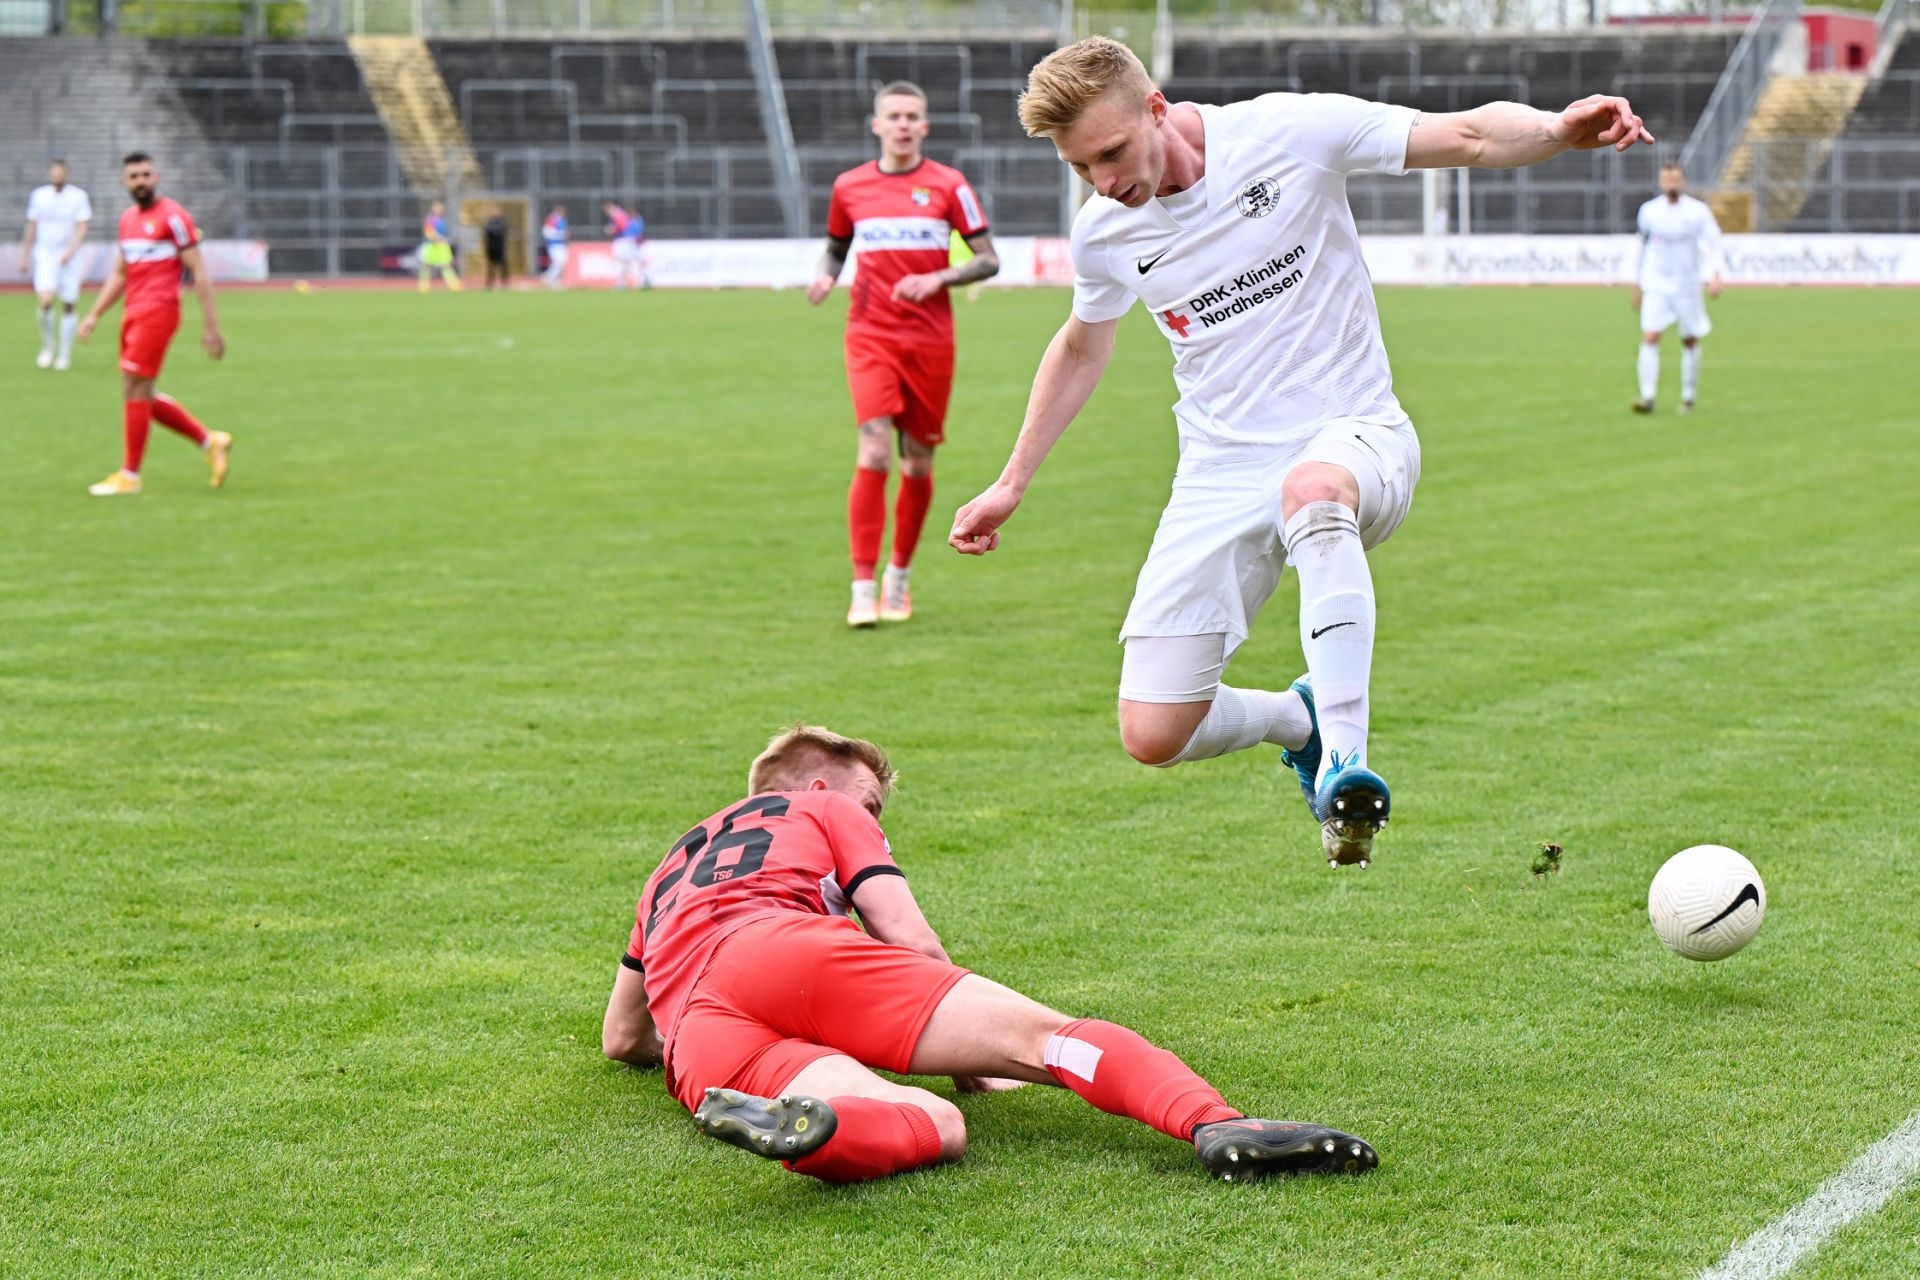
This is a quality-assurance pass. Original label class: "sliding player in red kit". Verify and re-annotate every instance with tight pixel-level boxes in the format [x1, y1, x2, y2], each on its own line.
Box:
[75, 152, 232, 497]
[603, 724, 1379, 1184]
[808, 82, 1000, 628]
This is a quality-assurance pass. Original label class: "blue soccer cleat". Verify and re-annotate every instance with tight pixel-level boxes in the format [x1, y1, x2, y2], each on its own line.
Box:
[1312, 754, 1391, 868]
[1278, 675, 1321, 808]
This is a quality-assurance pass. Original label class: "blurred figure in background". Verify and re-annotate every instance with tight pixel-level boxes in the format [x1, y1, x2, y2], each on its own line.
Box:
[418, 200, 460, 292]
[482, 205, 510, 290]
[541, 203, 569, 289]
[19, 159, 91, 371]
[1631, 163, 1724, 415]
[603, 200, 650, 290]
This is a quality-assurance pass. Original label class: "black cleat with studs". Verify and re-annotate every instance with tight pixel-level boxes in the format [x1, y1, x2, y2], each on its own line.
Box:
[1192, 1118, 1379, 1182]
[693, 1087, 839, 1162]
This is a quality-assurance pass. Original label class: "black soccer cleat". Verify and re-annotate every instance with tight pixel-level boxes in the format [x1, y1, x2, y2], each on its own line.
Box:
[1630, 397, 1655, 415]
[1193, 1118, 1379, 1182]
[693, 1087, 838, 1162]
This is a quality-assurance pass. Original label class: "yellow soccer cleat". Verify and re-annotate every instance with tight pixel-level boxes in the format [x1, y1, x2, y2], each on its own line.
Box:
[847, 580, 879, 629]
[88, 470, 142, 497]
[879, 567, 913, 623]
[206, 431, 233, 488]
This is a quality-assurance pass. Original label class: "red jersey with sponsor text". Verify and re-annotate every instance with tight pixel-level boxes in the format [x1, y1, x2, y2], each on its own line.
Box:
[827, 158, 988, 347]
[626, 789, 903, 1059]
[119, 197, 199, 318]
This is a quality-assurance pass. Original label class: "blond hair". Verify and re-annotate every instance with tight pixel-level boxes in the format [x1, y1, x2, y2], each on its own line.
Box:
[748, 724, 898, 796]
[1018, 36, 1154, 138]
[874, 80, 928, 114]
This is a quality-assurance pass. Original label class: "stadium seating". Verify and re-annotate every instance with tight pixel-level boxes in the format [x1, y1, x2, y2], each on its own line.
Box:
[1787, 30, 1920, 232]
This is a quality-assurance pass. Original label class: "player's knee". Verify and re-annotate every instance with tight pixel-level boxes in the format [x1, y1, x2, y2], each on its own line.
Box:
[1119, 716, 1192, 767]
[1280, 465, 1356, 515]
[1682, 337, 1699, 349]
[1642, 333, 1661, 346]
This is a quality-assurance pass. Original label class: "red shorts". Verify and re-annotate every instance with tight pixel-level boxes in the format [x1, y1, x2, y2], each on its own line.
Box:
[844, 331, 954, 447]
[120, 309, 181, 379]
[665, 913, 969, 1113]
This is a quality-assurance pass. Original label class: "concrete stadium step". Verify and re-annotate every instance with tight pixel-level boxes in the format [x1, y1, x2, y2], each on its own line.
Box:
[348, 35, 481, 195]
[1714, 73, 1868, 231]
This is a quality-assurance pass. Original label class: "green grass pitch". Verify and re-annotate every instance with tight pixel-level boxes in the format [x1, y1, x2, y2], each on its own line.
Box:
[2, 282, 1916, 1278]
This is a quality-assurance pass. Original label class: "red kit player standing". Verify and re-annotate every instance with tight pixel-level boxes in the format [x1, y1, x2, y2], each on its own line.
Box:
[76, 152, 232, 497]
[808, 82, 999, 628]
[603, 724, 1379, 1183]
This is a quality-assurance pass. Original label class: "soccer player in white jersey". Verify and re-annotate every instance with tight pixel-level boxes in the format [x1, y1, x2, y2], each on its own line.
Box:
[18, 160, 92, 371]
[1631, 163, 1724, 415]
[949, 37, 1654, 867]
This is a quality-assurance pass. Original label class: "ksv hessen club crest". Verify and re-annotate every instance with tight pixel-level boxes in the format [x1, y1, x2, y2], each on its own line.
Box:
[911, 187, 933, 207]
[1236, 178, 1281, 219]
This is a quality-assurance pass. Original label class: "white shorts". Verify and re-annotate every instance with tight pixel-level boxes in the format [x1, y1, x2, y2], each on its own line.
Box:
[1641, 288, 1711, 339]
[613, 239, 644, 264]
[33, 251, 84, 304]
[545, 243, 569, 270]
[1118, 417, 1421, 677]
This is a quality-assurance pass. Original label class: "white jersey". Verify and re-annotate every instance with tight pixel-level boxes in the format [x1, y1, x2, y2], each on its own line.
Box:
[1071, 93, 1417, 452]
[26, 183, 92, 255]
[1636, 194, 1723, 295]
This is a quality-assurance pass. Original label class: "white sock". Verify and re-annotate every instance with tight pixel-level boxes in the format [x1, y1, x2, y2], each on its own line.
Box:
[1157, 685, 1311, 766]
[38, 308, 54, 351]
[1681, 345, 1701, 402]
[1637, 343, 1660, 402]
[1283, 501, 1375, 786]
[58, 313, 76, 358]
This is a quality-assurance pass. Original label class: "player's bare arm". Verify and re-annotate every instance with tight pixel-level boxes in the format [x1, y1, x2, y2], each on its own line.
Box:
[62, 216, 88, 266]
[848, 872, 949, 963]
[602, 963, 665, 1067]
[894, 231, 1002, 303]
[75, 249, 126, 341]
[179, 242, 226, 360]
[949, 313, 1118, 555]
[17, 217, 33, 273]
[1406, 95, 1653, 170]
[807, 234, 853, 305]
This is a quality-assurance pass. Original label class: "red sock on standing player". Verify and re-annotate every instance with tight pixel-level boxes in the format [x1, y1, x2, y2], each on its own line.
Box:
[1043, 1018, 1243, 1141]
[848, 467, 888, 581]
[784, 1097, 943, 1183]
[123, 399, 154, 475]
[152, 393, 210, 446]
[891, 473, 934, 569]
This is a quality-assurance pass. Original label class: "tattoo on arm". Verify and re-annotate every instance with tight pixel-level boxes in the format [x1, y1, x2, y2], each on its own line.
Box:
[942, 232, 1001, 287]
[819, 235, 852, 280]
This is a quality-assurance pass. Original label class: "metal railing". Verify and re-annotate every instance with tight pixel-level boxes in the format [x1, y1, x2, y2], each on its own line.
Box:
[1679, 0, 1800, 185]
[744, 0, 808, 236]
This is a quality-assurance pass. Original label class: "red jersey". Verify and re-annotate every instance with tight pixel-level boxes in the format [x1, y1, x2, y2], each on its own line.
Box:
[626, 789, 903, 1059]
[827, 158, 988, 347]
[118, 197, 199, 318]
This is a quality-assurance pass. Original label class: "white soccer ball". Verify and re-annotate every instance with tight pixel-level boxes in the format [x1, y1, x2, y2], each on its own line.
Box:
[1648, 844, 1766, 961]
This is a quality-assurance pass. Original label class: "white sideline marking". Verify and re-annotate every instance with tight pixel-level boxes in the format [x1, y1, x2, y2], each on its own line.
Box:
[1697, 1109, 1920, 1280]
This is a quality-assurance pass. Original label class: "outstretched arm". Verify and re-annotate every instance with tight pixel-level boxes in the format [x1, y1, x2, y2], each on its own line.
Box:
[1408, 95, 1653, 170]
[949, 313, 1119, 555]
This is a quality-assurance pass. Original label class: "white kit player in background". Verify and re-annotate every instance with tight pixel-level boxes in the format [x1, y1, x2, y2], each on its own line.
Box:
[18, 159, 92, 371]
[949, 36, 1655, 868]
[1631, 162, 1724, 415]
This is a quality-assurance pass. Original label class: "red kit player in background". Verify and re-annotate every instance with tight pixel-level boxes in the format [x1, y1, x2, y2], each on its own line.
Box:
[76, 152, 232, 498]
[809, 82, 999, 628]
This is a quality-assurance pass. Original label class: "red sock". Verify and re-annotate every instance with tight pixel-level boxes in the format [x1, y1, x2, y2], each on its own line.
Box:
[890, 472, 934, 570]
[783, 1097, 942, 1184]
[123, 399, 154, 474]
[848, 467, 888, 581]
[1044, 1018, 1242, 1142]
[152, 394, 209, 446]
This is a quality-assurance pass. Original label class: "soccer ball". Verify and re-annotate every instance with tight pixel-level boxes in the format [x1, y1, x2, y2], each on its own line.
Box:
[1647, 845, 1766, 961]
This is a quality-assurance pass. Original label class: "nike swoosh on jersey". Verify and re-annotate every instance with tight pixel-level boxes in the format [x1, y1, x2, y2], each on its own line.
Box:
[1137, 246, 1175, 274]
